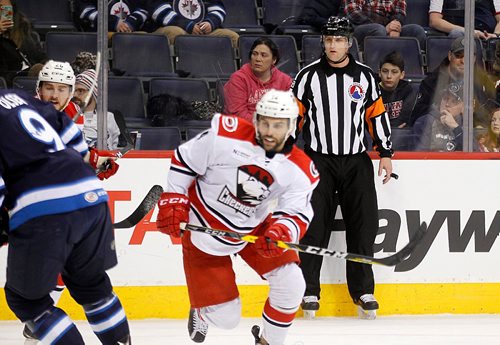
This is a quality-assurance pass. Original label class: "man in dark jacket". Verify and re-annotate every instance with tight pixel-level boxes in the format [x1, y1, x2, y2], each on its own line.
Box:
[410, 36, 489, 126]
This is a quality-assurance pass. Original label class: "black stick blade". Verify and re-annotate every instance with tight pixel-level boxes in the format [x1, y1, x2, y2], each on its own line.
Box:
[361, 221, 428, 266]
[113, 185, 163, 228]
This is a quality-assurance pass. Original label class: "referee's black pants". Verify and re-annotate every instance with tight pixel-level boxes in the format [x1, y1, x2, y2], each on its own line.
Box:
[300, 150, 378, 302]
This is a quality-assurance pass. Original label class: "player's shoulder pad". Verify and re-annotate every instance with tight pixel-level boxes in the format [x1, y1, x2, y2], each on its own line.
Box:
[287, 146, 320, 184]
[213, 113, 255, 142]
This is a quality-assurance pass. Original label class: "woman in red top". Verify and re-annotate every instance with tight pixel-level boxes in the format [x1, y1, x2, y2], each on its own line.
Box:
[224, 37, 292, 122]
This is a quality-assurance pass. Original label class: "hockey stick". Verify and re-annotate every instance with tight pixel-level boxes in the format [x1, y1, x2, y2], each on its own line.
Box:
[95, 144, 133, 174]
[113, 185, 164, 228]
[180, 222, 428, 266]
[113, 110, 135, 148]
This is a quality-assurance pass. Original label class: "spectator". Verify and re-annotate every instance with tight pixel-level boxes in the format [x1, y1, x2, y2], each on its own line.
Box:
[411, 37, 471, 125]
[73, 69, 121, 150]
[413, 81, 476, 151]
[478, 105, 500, 151]
[74, 0, 152, 33]
[297, 0, 343, 31]
[429, 0, 500, 39]
[378, 51, 416, 128]
[223, 37, 292, 122]
[292, 17, 393, 320]
[344, 0, 427, 50]
[71, 51, 97, 75]
[148, 0, 239, 47]
[0, 0, 46, 86]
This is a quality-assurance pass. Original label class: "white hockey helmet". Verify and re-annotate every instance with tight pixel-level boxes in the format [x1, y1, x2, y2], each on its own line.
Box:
[254, 89, 299, 140]
[36, 60, 76, 109]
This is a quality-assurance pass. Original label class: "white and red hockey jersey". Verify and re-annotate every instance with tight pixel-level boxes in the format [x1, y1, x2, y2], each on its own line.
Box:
[167, 114, 320, 256]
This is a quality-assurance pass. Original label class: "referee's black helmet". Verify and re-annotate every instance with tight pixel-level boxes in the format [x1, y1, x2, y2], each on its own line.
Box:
[321, 17, 353, 38]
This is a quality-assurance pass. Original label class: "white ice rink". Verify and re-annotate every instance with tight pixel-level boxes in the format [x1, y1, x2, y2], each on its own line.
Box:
[1, 314, 499, 345]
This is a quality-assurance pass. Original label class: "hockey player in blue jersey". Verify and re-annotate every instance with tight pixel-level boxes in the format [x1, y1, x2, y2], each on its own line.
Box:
[0, 89, 131, 344]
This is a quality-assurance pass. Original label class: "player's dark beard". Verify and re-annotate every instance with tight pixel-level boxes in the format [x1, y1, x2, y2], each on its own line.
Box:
[71, 96, 83, 107]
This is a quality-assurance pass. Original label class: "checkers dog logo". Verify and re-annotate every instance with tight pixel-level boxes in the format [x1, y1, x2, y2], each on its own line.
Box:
[348, 83, 365, 102]
[236, 165, 274, 206]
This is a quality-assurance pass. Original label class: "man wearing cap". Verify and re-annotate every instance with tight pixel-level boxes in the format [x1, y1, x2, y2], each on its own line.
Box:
[410, 36, 488, 126]
[72, 69, 121, 150]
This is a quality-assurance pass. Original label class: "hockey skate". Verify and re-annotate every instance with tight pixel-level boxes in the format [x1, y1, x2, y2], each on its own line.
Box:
[354, 294, 379, 320]
[22, 324, 37, 340]
[188, 308, 208, 343]
[251, 325, 269, 345]
[301, 295, 319, 320]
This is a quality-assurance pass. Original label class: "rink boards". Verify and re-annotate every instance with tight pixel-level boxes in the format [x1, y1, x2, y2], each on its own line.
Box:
[1, 151, 500, 320]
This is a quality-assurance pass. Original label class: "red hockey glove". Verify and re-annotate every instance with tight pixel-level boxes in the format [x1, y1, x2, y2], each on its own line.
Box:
[157, 192, 190, 237]
[88, 148, 120, 180]
[97, 159, 119, 180]
[254, 223, 292, 258]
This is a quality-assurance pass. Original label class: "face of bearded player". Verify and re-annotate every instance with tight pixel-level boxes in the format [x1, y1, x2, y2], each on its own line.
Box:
[256, 115, 290, 153]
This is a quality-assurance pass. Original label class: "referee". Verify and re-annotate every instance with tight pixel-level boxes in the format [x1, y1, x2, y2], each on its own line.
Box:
[292, 16, 394, 320]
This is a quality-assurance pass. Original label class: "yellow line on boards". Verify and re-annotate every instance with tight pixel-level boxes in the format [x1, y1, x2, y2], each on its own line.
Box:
[1, 283, 499, 320]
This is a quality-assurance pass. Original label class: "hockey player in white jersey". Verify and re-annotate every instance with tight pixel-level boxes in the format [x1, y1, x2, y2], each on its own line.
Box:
[156, 89, 320, 345]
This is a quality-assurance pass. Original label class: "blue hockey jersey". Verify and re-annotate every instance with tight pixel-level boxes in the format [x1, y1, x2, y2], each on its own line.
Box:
[0, 89, 108, 230]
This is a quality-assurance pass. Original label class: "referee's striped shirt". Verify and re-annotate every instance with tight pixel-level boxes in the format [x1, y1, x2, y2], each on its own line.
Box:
[292, 55, 393, 157]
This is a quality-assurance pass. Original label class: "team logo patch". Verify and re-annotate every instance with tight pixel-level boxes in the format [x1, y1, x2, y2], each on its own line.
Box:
[173, 0, 205, 22]
[236, 165, 274, 205]
[222, 116, 238, 132]
[217, 165, 274, 217]
[110, 2, 130, 20]
[84, 192, 98, 203]
[348, 83, 365, 102]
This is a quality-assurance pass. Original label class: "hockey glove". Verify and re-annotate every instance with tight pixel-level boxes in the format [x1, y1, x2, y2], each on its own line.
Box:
[0, 207, 8, 247]
[254, 223, 292, 258]
[88, 147, 120, 180]
[157, 193, 190, 237]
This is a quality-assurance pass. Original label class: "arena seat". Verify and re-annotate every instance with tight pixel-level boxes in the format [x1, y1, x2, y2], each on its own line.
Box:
[16, 0, 76, 37]
[45, 32, 97, 62]
[223, 0, 266, 34]
[12, 76, 38, 95]
[174, 36, 236, 78]
[111, 33, 175, 77]
[108, 76, 148, 127]
[148, 77, 211, 102]
[134, 127, 182, 150]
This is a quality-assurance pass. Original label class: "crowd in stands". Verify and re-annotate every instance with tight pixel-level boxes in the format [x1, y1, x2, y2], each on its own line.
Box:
[1, 0, 500, 152]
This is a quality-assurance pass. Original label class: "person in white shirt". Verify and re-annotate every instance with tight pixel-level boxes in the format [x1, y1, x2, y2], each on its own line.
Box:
[72, 69, 120, 149]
